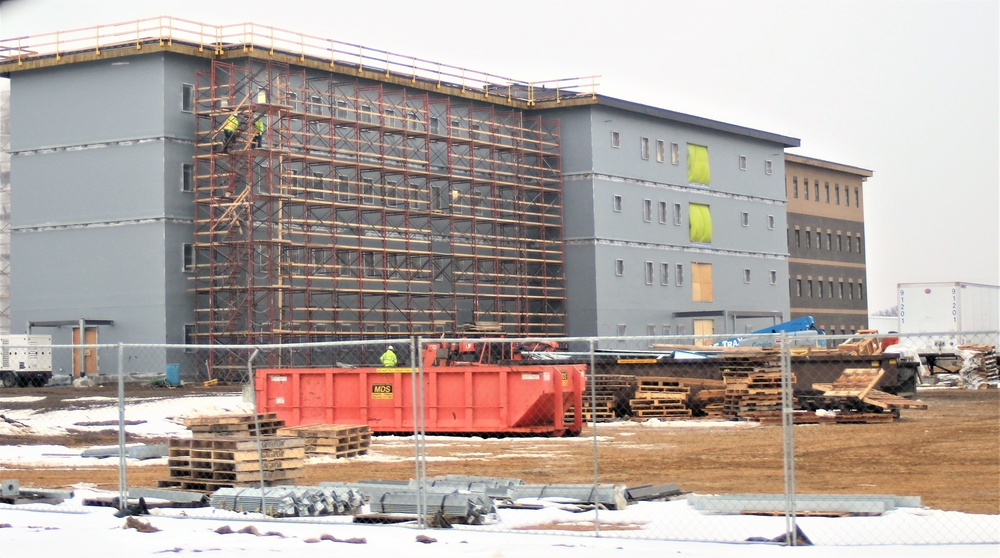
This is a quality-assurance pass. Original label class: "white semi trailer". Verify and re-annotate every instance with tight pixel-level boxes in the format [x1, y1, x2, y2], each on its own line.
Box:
[0, 334, 53, 387]
[897, 282, 1000, 351]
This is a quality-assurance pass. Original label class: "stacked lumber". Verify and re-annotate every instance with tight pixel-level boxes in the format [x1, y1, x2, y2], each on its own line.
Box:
[721, 366, 786, 420]
[688, 388, 726, 418]
[629, 378, 691, 419]
[158, 436, 305, 492]
[276, 424, 371, 458]
[184, 413, 285, 437]
[956, 344, 998, 387]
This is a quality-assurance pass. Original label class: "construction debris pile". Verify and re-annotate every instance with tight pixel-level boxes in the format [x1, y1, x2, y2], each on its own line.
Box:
[955, 344, 998, 389]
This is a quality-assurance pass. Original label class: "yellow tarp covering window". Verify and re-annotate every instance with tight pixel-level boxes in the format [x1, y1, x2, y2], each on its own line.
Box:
[687, 144, 710, 184]
[689, 203, 712, 244]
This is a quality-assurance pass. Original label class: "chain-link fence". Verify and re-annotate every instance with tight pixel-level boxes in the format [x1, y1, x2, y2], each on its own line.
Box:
[1, 331, 997, 546]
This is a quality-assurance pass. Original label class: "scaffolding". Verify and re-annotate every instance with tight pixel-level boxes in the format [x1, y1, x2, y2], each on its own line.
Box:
[193, 60, 566, 351]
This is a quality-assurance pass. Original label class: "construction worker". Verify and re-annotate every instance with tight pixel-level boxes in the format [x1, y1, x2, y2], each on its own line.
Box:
[380, 345, 397, 367]
[220, 112, 240, 153]
[251, 114, 265, 148]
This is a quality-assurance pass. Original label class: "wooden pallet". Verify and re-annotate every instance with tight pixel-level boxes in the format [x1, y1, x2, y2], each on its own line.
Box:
[163, 435, 306, 489]
[861, 390, 928, 410]
[276, 423, 372, 458]
[183, 413, 286, 437]
[814, 368, 884, 399]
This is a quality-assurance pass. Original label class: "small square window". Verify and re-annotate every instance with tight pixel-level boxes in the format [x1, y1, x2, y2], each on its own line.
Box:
[662, 324, 671, 335]
[670, 142, 679, 165]
[741, 211, 749, 227]
[769, 270, 777, 285]
[611, 131, 621, 148]
[181, 163, 194, 192]
[739, 155, 747, 171]
[656, 140, 665, 163]
[765, 160, 773, 175]
[615, 259, 624, 277]
[646, 324, 656, 336]
[743, 269, 751, 283]
[767, 215, 775, 230]
[181, 84, 194, 113]
[613, 195, 623, 212]
[640, 137, 649, 160]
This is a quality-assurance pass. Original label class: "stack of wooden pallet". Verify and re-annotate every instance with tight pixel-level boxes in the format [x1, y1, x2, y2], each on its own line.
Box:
[721, 366, 786, 421]
[563, 374, 637, 423]
[629, 378, 691, 419]
[158, 435, 305, 492]
[182, 412, 285, 437]
[276, 424, 371, 458]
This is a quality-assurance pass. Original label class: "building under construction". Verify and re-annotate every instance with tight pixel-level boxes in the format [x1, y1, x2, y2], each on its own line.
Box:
[1, 18, 802, 374]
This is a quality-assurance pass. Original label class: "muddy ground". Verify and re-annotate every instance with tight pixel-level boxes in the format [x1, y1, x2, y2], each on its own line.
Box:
[1, 385, 997, 515]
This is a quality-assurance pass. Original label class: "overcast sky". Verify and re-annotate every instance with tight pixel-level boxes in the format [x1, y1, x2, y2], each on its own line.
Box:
[1, 0, 998, 314]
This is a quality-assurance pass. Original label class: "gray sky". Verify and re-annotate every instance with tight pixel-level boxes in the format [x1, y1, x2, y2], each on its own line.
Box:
[2, 0, 998, 314]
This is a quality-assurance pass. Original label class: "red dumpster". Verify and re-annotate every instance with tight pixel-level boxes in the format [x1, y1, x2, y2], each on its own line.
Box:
[255, 363, 587, 436]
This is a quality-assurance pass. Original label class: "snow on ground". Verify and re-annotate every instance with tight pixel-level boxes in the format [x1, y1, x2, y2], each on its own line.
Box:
[1, 391, 998, 556]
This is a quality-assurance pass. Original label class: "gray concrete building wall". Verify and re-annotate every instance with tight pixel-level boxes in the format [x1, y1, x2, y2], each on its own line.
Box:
[9, 53, 203, 365]
[553, 102, 795, 339]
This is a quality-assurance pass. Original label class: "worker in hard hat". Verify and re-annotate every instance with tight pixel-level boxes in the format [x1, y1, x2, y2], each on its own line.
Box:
[380, 345, 398, 367]
[219, 112, 240, 153]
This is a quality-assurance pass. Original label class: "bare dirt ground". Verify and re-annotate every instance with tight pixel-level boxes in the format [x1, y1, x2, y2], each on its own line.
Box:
[2, 385, 997, 515]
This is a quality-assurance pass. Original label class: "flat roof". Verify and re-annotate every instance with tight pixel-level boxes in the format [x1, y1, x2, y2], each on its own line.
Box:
[786, 153, 874, 177]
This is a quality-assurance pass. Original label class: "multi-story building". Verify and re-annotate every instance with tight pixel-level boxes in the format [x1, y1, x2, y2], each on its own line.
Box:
[784, 154, 873, 335]
[0, 19, 800, 374]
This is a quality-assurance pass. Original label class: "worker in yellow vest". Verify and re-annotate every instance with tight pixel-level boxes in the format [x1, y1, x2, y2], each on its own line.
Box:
[220, 113, 240, 153]
[251, 115, 265, 148]
[380, 346, 397, 367]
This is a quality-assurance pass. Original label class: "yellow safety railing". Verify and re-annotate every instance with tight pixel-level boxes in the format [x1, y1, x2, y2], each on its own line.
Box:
[0, 16, 599, 104]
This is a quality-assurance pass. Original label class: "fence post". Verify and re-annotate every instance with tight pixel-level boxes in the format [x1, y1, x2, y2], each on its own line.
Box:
[589, 338, 600, 537]
[411, 335, 426, 528]
[116, 342, 127, 511]
[246, 348, 266, 517]
[780, 332, 798, 545]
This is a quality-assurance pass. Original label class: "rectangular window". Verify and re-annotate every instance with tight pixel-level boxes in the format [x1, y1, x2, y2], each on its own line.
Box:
[691, 262, 713, 302]
[362, 178, 376, 205]
[793, 177, 799, 198]
[617, 324, 627, 336]
[662, 324, 671, 335]
[336, 175, 350, 202]
[360, 103, 373, 124]
[767, 215, 775, 230]
[769, 270, 777, 285]
[670, 142, 679, 165]
[675, 264, 684, 287]
[845, 187, 850, 207]
[615, 259, 624, 277]
[794, 229, 801, 247]
[739, 155, 747, 171]
[808, 280, 813, 298]
[181, 163, 194, 192]
[335, 99, 349, 119]
[430, 117, 440, 134]
[765, 160, 773, 175]
[181, 84, 194, 112]
[839, 281, 845, 299]
[803, 177, 810, 200]
[687, 144, 710, 184]
[407, 110, 422, 131]
[743, 268, 751, 283]
[817, 278, 823, 298]
[805, 230, 811, 248]
[611, 131, 620, 148]
[643, 199, 652, 222]
[658, 201, 668, 224]
[858, 283, 864, 300]
[660, 262, 670, 285]
[656, 140, 665, 162]
[182, 243, 195, 272]
[796, 279, 802, 297]
[848, 282, 854, 299]
[855, 235, 861, 253]
[814, 181, 819, 201]
[836, 185, 841, 205]
[855, 186, 860, 208]
[688, 203, 712, 243]
[827, 233, 832, 251]
[183, 323, 196, 351]
[640, 137, 649, 160]
[647, 324, 656, 336]
[309, 94, 323, 115]
[310, 173, 326, 200]
[312, 248, 330, 275]
[741, 211, 749, 227]
[362, 252, 377, 277]
[837, 234, 843, 251]
[645, 261, 654, 285]
[386, 180, 400, 208]
[825, 182, 830, 202]
[673, 203, 682, 225]
[613, 195, 623, 212]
